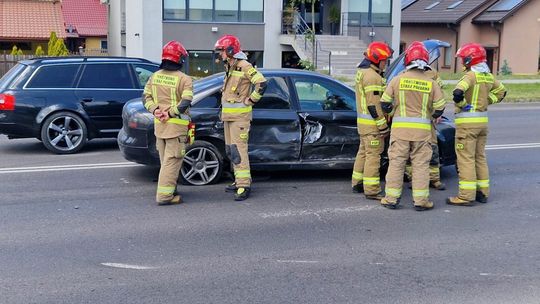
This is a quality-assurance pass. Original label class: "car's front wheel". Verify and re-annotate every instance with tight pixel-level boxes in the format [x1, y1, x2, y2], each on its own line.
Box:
[41, 112, 88, 154]
[181, 141, 223, 185]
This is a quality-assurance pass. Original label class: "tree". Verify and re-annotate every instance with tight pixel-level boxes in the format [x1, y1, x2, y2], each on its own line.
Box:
[53, 39, 69, 56]
[35, 45, 45, 56]
[10, 45, 19, 56]
[48, 31, 58, 56]
[17, 49, 23, 56]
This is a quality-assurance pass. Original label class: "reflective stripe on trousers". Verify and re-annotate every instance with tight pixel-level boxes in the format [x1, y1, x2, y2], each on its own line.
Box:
[455, 111, 488, 125]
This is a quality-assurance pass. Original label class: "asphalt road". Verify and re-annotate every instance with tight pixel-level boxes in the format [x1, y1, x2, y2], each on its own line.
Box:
[1, 103, 540, 304]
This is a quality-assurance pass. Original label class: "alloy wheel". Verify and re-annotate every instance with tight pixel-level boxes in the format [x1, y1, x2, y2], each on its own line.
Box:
[181, 146, 220, 185]
[45, 116, 84, 152]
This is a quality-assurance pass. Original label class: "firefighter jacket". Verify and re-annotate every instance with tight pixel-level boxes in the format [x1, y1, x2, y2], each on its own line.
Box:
[381, 69, 446, 142]
[354, 63, 389, 136]
[221, 59, 266, 122]
[143, 69, 193, 139]
[454, 71, 506, 129]
[425, 69, 444, 144]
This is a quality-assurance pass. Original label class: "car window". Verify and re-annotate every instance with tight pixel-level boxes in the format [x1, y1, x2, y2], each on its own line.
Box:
[294, 78, 355, 111]
[133, 64, 159, 88]
[193, 91, 221, 108]
[254, 77, 291, 110]
[78, 63, 134, 89]
[25, 64, 80, 89]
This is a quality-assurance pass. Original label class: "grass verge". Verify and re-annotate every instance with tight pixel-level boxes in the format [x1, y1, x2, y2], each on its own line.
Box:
[442, 83, 540, 102]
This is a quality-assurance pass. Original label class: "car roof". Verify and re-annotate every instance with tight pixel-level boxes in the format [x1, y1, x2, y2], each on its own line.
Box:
[19, 56, 157, 66]
[193, 68, 342, 87]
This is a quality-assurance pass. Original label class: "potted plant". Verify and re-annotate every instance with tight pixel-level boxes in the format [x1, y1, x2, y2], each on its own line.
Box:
[329, 5, 340, 35]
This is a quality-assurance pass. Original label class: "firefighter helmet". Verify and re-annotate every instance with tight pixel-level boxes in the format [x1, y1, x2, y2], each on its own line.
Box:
[404, 41, 429, 66]
[364, 41, 393, 64]
[162, 41, 188, 64]
[214, 35, 241, 57]
[456, 43, 487, 67]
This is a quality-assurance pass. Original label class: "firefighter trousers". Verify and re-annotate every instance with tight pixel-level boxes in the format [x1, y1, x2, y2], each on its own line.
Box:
[405, 143, 441, 183]
[156, 136, 186, 202]
[224, 120, 251, 188]
[455, 127, 489, 201]
[384, 138, 432, 205]
[352, 133, 385, 195]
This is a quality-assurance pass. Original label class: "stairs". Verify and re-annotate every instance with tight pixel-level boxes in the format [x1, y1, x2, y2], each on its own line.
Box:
[315, 35, 367, 77]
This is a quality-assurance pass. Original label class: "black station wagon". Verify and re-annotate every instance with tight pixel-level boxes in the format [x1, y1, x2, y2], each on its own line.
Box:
[0, 57, 159, 153]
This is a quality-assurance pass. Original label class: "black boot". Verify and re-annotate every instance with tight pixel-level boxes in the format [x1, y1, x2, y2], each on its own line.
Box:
[352, 184, 364, 193]
[476, 191, 488, 203]
[225, 182, 237, 193]
[234, 187, 251, 201]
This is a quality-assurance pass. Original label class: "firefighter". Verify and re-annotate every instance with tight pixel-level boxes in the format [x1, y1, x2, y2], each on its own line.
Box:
[143, 41, 193, 206]
[351, 41, 393, 200]
[405, 68, 446, 190]
[214, 35, 267, 201]
[379, 41, 446, 211]
[447, 43, 506, 206]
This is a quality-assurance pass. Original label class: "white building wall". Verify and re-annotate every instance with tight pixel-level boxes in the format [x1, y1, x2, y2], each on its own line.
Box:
[107, 0, 123, 56]
[263, 0, 283, 68]
[125, 0, 162, 62]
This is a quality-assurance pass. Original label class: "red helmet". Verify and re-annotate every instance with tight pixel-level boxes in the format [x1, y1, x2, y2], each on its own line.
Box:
[456, 43, 486, 67]
[405, 41, 429, 66]
[364, 41, 393, 64]
[214, 35, 241, 56]
[162, 41, 188, 64]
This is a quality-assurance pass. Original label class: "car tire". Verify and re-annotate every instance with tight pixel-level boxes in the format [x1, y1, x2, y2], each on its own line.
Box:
[181, 141, 223, 186]
[40, 111, 88, 154]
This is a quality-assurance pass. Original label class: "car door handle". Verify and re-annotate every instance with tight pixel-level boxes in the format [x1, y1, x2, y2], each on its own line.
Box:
[81, 98, 93, 102]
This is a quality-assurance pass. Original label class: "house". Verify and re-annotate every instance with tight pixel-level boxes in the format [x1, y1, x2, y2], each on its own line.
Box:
[61, 0, 108, 54]
[0, 0, 66, 55]
[106, 0, 401, 77]
[401, 0, 540, 74]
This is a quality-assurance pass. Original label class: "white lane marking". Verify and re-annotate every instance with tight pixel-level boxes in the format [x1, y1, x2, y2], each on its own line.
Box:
[276, 260, 319, 264]
[0, 162, 142, 174]
[486, 143, 540, 150]
[101, 262, 157, 270]
[259, 205, 377, 219]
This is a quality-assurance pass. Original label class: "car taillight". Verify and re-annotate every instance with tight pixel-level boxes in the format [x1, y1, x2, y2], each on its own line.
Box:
[0, 93, 15, 111]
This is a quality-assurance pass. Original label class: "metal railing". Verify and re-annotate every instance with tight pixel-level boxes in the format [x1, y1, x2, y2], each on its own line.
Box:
[282, 10, 334, 72]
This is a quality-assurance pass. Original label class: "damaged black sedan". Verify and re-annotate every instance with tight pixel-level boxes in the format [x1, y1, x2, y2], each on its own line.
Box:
[118, 68, 456, 186]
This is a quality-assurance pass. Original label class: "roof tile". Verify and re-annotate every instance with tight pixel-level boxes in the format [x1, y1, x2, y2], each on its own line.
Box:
[0, 0, 66, 40]
[62, 0, 107, 37]
[402, 0, 494, 24]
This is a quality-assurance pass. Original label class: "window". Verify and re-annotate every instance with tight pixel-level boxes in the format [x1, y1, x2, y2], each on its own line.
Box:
[241, 0, 263, 22]
[254, 77, 290, 110]
[26, 65, 80, 88]
[164, 0, 186, 20]
[216, 0, 238, 22]
[443, 46, 453, 67]
[425, 2, 440, 10]
[78, 64, 134, 89]
[488, 0, 524, 11]
[162, 0, 263, 22]
[348, 0, 391, 26]
[294, 79, 355, 111]
[189, 0, 213, 21]
[193, 91, 221, 108]
[133, 64, 159, 88]
[100, 40, 108, 50]
[188, 51, 225, 77]
[447, 0, 463, 9]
